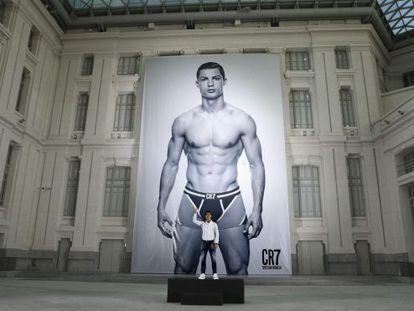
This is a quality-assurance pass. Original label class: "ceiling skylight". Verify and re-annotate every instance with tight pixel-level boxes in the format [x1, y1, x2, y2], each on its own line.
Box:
[377, 0, 414, 36]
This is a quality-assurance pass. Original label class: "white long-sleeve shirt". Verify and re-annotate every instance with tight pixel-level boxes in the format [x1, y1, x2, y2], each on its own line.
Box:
[192, 214, 219, 244]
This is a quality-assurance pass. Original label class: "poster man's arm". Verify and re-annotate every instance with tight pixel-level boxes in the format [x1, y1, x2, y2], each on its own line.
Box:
[157, 117, 186, 238]
[240, 114, 265, 239]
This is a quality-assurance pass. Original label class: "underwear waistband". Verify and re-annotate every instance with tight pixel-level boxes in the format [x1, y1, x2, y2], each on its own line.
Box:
[184, 186, 240, 199]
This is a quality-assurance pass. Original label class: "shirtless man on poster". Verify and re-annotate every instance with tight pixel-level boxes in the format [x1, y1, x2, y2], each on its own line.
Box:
[157, 62, 265, 275]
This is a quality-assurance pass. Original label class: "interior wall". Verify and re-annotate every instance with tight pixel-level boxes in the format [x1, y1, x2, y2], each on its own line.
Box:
[0, 0, 413, 275]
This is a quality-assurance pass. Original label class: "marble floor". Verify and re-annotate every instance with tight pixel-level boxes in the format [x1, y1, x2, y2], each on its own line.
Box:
[0, 274, 413, 311]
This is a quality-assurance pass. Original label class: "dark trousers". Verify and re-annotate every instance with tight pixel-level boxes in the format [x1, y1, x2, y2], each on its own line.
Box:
[200, 240, 217, 274]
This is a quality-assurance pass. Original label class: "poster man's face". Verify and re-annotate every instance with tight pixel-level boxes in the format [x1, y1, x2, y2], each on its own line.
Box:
[196, 68, 226, 100]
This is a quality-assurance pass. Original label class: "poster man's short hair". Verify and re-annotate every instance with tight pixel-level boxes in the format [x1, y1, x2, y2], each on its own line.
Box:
[196, 62, 226, 80]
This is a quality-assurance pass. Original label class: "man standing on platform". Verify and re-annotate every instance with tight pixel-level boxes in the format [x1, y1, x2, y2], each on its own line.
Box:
[192, 210, 219, 280]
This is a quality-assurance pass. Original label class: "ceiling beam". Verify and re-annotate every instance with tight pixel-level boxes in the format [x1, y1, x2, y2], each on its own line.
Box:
[49, 0, 73, 25]
[55, 6, 375, 26]
[46, 2, 397, 49]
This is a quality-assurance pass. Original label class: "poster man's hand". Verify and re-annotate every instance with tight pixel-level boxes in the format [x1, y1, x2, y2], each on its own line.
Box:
[244, 211, 263, 239]
[157, 209, 174, 238]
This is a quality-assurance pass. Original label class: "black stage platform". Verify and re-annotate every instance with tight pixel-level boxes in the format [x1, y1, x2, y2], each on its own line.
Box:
[167, 278, 244, 305]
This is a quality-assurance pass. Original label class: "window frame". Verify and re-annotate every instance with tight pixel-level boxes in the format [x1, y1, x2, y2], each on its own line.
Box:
[103, 166, 131, 217]
[27, 26, 40, 55]
[0, 142, 19, 208]
[81, 55, 94, 76]
[292, 165, 322, 218]
[63, 158, 81, 217]
[73, 92, 89, 132]
[335, 47, 351, 70]
[408, 183, 414, 224]
[346, 155, 366, 217]
[289, 88, 314, 129]
[113, 92, 136, 132]
[285, 50, 311, 71]
[0, 0, 12, 28]
[339, 86, 357, 128]
[117, 55, 139, 75]
[402, 149, 414, 176]
[15, 67, 32, 116]
[0, 1, 6, 25]
[403, 70, 414, 88]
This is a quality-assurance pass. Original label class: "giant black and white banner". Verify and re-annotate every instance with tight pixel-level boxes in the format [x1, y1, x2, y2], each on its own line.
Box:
[132, 54, 291, 274]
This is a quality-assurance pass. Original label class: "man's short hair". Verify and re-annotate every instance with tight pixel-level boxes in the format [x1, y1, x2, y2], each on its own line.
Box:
[204, 211, 212, 216]
[196, 62, 226, 80]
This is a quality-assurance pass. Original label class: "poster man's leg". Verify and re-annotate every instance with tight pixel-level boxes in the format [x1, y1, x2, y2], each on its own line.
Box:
[219, 226, 249, 275]
[173, 224, 201, 274]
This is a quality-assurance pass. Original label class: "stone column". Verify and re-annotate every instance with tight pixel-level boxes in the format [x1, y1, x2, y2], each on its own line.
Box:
[313, 47, 343, 136]
[69, 147, 104, 271]
[83, 53, 115, 141]
[321, 144, 356, 274]
[48, 55, 80, 139]
[351, 47, 372, 138]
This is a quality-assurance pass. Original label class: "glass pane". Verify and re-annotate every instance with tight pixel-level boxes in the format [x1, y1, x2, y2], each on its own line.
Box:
[292, 165, 321, 217]
[64, 159, 80, 216]
[340, 88, 355, 127]
[347, 156, 365, 217]
[103, 166, 131, 217]
[289, 90, 313, 128]
[74, 93, 89, 131]
[81, 56, 94, 75]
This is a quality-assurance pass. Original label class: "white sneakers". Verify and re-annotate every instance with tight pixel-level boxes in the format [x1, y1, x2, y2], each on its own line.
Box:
[197, 273, 219, 280]
[198, 273, 206, 280]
